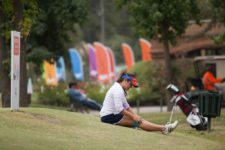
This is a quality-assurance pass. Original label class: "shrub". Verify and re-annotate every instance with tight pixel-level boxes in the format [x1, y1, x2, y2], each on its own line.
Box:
[128, 58, 195, 106]
[37, 83, 69, 106]
[84, 83, 108, 104]
[171, 58, 195, 90]
[35, 59, 195, 107]
[128, 61, 166, 105]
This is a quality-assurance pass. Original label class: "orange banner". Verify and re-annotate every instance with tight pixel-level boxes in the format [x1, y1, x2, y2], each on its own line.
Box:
[122, 43, 135, 71]
[94, 42, 111, 84]
[107, 47, 116, 81]
[139, 38, 152, 61]
[43, 60, 58, 86]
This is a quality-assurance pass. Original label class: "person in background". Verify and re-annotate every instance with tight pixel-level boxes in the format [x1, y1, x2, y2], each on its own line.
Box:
[202, 66, 225, 105]
[68, 82, 102, 111]
[100, 72, 178, 135]
[202, 66, 225, 91]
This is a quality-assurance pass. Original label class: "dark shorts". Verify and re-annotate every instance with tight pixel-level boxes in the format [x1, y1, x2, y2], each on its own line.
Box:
[101, 114, 123, 124]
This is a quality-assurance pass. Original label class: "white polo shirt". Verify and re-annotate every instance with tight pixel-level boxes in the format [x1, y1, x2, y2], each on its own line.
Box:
[100, 82, 130, 117]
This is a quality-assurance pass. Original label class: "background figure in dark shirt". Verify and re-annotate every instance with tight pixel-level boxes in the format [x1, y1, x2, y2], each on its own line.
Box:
[68, 82, 102, 111]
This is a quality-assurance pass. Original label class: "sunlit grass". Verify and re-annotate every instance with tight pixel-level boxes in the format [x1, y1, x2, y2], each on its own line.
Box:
[0, 107, 224, 150]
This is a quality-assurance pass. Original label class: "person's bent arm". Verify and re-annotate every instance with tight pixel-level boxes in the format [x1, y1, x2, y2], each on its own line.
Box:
[208, 73, 222, 84]
[121, 109, 142, 122]
[127, 107, 134, 114]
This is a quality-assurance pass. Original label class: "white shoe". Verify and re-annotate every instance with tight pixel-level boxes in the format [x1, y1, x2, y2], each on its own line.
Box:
[162, 120, 179, 135]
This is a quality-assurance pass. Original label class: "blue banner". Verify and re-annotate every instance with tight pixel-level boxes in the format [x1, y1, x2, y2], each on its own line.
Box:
[69, 48, 84, 81]
[56, 56, 66, 81]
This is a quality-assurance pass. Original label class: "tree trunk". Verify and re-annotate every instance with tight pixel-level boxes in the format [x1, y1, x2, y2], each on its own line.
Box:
[161, 24, 173, 111]
[13, 0, 29, 107]
[20, 39, 29, 106]
[0, 9, 11, 107]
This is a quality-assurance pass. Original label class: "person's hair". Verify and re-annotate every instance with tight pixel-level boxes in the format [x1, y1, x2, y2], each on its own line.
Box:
[117, 71, 135, 83]
[206, 65, 214, 72]
[69, 82, 77, 88]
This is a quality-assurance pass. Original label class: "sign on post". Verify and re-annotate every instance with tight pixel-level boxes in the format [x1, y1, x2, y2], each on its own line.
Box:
[11, 31, 20, 110]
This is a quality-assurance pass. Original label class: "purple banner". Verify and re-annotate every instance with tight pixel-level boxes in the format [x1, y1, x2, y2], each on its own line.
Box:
[87, 44, 97, 78]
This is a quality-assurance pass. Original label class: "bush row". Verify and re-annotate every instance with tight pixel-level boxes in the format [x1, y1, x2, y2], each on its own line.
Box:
[36, 59, 195, 106]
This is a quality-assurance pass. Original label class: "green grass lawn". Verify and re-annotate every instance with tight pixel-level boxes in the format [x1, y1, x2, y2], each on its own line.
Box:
[0, 107, 225, 150]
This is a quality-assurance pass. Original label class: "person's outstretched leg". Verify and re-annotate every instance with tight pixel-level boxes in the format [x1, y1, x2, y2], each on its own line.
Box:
[82, 98, 102, 111]
[139, 120, 165, 131]
[118, 117, 163, 131]
[118, 116, 178, 134]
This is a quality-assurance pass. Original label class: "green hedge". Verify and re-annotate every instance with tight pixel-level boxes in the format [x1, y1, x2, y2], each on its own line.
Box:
[85, 83, 108, 104]
[35, 59, 195, 107]
[37, 83, 68, 106]
[127, 59, 195, 105]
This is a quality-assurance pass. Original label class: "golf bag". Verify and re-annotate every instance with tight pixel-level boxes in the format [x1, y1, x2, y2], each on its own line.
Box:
[166, 84, 208, 131]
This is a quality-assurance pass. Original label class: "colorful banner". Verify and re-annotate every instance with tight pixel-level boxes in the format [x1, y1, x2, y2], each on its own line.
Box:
[107, 47, 116, 80]
[139, 38, 152, 61]
[87, 44, 97, 79]
[43, 60, 58, 86]
[94, 42, 111, 83]
[56, 56, 66, 81]
[69, 48, 84, 81]
[121, 43, 135, 71]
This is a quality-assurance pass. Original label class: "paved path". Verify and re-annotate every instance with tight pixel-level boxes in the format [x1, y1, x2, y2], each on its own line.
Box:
[132, 106, 168, 113]
[89, 106, 181, 116]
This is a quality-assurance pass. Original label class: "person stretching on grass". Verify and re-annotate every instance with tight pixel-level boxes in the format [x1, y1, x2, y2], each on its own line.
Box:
[100, 73, 178, 135]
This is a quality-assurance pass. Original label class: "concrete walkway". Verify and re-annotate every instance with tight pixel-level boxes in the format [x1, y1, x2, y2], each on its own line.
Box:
[89, 106, 181, 116]
[132, 106, 168, 113]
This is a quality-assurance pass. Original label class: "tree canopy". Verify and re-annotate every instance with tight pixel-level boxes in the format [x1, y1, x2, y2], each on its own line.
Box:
[0, 0, 88, 106]
[115, 0, 200, 110]
[210, 0, 225, 43]
[115, 0, 200, 44]
[27, 0, 87, 65]
[0, 0, 39, 106]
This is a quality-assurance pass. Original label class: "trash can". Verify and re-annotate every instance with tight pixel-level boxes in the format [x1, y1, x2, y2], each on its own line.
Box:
[199, 91, 222, 117]
[198, 91, 222, 132]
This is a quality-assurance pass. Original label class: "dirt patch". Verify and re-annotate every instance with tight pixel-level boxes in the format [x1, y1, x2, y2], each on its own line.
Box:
[21, 111, 61, 124]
